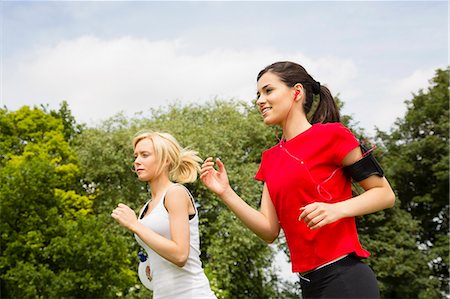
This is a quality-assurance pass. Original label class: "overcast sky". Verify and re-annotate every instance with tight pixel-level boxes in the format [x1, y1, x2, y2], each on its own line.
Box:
[1, 1, 448, 136]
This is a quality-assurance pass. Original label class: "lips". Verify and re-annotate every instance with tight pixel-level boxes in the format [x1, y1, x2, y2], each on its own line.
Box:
[261, 107, 272, 116]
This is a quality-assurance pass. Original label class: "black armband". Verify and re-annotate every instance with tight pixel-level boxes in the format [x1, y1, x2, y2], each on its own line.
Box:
[343, 145, 384, 182]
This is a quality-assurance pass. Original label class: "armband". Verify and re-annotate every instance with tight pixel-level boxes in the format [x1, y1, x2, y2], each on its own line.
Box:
[343, 145, 385, 182]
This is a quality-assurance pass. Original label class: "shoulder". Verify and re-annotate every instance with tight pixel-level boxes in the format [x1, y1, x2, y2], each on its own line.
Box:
[164, 184, 191, 212]
[261, 142, 281, 157]
[313, 122, 356, 141]
[259, 146, 278, 166]
[314, 122, 351, 134]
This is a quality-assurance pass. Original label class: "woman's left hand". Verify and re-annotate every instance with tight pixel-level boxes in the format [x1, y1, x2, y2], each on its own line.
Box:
[111, 203, 138, 231]
[298, 202, 343, 230]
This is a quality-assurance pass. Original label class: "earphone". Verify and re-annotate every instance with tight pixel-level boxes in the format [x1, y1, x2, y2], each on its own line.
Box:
[293, 90, 300, 101]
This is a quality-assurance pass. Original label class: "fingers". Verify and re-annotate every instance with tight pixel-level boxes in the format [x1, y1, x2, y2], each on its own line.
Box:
[307, 215, 326, 230]
[200, 157, 225, 176]
[203, 157, 213, 164]
[215, 158, 225, 173]
[111, 205, 123, 218]
[201, 157, 214, 170]
[298, 203, 326, 230]
[298, 204, 317, 221]
[200, 157, 216, 179]
[111, 203, 131, 220]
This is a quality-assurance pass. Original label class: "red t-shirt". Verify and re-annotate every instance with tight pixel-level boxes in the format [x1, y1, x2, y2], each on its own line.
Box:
[255, 122, 370, 273]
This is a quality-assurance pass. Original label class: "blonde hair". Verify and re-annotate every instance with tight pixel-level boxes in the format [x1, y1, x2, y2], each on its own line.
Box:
[132, 131, 202, 184]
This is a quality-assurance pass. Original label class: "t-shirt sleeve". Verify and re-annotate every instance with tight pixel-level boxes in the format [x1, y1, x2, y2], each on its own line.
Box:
[255, 153, 266, 182]
[333, 123, 360, 164]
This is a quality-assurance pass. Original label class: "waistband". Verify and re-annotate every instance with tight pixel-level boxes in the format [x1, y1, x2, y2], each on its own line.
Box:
[299, 254, 360, 282]
[300, 254, 349, 276]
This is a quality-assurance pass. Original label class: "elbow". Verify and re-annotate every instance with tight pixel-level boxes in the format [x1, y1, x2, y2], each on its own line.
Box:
[262, 228, 280, 244]
[173, 252, 189, 268]
[386, 189, 396, 208]
[175, 261, 188, 268]
[264, 237, 277, 244]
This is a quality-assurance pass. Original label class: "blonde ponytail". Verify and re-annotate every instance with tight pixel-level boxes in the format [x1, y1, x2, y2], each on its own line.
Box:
[170, 148, 202, 184]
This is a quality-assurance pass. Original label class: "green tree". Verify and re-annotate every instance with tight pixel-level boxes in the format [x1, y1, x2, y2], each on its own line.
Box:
[0, 105, 135, 298]
[377, 67, 449, 297]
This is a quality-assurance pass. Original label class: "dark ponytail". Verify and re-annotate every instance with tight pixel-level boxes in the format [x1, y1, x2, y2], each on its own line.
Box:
[257, 61, 340, 124]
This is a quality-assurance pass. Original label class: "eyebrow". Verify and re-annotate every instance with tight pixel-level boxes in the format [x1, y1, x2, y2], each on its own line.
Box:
[256, 84, 271, 95]
[134, 150, 150, 156]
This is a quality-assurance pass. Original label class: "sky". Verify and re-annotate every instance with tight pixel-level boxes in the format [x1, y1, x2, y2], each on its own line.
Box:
[1, 1, 448, 136]
[0, 0, 448, 282]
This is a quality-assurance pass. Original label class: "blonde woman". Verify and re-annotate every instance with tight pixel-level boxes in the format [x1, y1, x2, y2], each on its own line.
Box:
[112, 131, 216, 299]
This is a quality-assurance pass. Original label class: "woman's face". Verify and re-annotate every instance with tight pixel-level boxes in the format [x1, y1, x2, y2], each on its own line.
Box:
[134, 138, 160, 182]
[256, 71, 297, 126]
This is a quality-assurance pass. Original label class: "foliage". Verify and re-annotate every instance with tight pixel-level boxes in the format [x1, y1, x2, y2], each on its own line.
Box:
[377, 67, 449, 297]
[0, 105, 134, 298]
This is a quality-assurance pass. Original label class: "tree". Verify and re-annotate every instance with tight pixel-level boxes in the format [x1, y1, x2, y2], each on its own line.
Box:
[0, 105, 135, 298]
[377, 67, 449, 297]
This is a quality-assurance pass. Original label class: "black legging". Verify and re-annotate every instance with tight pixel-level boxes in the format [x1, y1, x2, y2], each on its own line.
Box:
[299, 254, 380, 299]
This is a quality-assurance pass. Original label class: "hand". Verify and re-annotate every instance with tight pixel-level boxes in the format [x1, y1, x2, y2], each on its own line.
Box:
[111, 203, 138, 231]
[200, 157, 230, 196]
[298, 202, 343, 230]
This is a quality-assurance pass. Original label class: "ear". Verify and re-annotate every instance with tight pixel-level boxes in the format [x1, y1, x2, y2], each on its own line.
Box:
[293, 83, 305, 102]
[164, 159, 171, 168]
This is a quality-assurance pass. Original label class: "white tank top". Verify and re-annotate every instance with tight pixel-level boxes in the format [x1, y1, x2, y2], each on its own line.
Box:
[135, 185, 216, 299]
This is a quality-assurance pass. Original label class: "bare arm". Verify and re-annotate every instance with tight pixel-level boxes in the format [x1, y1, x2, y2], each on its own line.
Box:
[201, 157, 280, 243]
[299, 146, 395, 230]
[111, 186, 192, 267]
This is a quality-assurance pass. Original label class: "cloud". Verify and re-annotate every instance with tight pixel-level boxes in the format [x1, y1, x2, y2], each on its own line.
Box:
[390, 67, 437, 99]
[2, 36, 360, 126]
[376, 67, 437, 131]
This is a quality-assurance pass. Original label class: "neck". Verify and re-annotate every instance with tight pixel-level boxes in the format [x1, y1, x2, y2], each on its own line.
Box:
[282, 112, 312, 141]
[147, 174, 174, 200]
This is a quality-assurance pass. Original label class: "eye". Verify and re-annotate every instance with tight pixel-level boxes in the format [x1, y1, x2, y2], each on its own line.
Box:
[142, 152, 151, 158]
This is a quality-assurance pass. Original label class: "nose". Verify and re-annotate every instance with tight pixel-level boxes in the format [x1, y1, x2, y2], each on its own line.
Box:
[256, 94, 266, 107]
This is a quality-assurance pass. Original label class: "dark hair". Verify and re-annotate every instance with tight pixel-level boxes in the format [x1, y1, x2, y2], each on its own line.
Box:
[257, 61, 340, 124]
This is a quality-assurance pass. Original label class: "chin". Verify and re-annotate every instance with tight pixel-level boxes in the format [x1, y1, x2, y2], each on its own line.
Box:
[137, 175, 149, 182]
[263, 118, 277, 126]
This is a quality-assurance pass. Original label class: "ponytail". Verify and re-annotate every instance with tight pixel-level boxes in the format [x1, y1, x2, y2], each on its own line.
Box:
[169, 148, 202, 184]
[309, 84, 340, 124]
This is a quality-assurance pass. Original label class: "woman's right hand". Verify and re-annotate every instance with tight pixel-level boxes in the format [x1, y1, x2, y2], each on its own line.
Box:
[200, 157, 230, 196]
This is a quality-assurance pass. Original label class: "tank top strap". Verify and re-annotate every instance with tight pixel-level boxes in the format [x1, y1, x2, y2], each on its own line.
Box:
[163, 183, 197, 215]
[158, 183, 197, 204]
[175, 184, 197, 214]
[138, 200, 151, 219]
